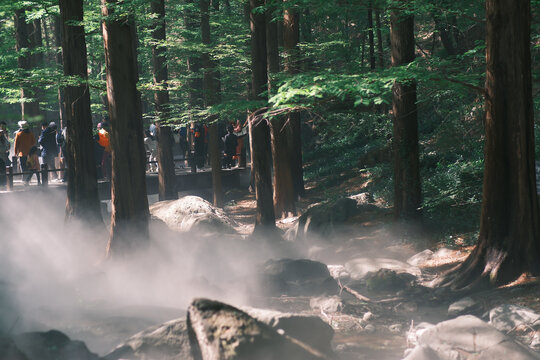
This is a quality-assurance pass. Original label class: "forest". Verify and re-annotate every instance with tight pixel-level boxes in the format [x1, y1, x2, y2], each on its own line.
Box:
[0, 0, 540, 359]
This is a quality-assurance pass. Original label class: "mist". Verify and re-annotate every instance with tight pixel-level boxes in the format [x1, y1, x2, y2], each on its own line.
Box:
[0, 188, 290, 354]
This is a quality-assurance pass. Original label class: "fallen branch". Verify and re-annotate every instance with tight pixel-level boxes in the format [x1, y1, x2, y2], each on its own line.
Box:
[342, 285, 372, 303]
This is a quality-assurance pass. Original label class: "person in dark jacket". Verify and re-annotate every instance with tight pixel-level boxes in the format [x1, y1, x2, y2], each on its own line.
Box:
[38, 121, 59, 180]
[222, 124, 238, 169]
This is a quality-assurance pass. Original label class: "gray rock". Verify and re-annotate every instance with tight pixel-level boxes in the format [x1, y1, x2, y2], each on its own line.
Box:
[187, 298, 329, 360]
[406, 250, 434, 266]
[389, 324, 403, 334]
[327, 265, 350, 283]
[103, 318, 193, 360]
[402, 345, 441, 360]
[260, 258, 340, 296]
[489, 304, 540, 333]
[416, 315, 540, 360]
[348, 192, 374, 205]
[448, 297, 479, 318]
[12, 330, 98, 360]
[296, 198, 358, 239]
[242, 307, 334, 356]
[0, 337, 28, 360]
[363, 324, 376, 334]
[309, 296, 343, 314]
[364, 268, 416, 291]
[150, 196, 237, 234]
[345, 258, 421, 280]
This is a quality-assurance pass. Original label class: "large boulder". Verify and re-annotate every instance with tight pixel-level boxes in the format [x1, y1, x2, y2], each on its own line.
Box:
[103, 318, 193, 360]
[345, 258, 421, 280]
[405, 315, 540, 360]
[150, 196, 237, 234]
[12, 330, 98, 360]
[489, 304, 540, 333]
[242, 307, 334, 356]
[187, 298, 328, 360]
[260, 258, 340, 296]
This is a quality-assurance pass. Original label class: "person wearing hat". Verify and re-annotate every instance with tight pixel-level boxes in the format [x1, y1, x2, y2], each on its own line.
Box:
[38, 121, 59, 180]
[14, 120, 36, 174]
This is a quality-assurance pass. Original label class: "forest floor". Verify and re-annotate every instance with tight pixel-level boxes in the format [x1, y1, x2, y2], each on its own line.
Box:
[223, 173, 540, 360]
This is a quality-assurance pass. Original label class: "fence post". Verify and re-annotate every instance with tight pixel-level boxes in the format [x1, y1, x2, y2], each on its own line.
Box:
[7, 166, 13, 191]
[41, 163, 48, 186]
[0, 165, 6, 187]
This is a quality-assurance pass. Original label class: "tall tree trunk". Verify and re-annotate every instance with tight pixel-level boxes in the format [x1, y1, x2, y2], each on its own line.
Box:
[375, 11, 384, 68]
[201, 0, 223, 207]
[267, 0, 295, 218]
[53, 15, 65, 128]
[185, 0, 204, 119]
[440, 0, 540, 289]
[283, 2, 305, 198]
[151, 0, 177, 201]
[249, 0, 276, 231]
[102, 0, 149, 255]
[367, 1, 375, 70]
[59, 0, 102, 223]
[390, 3, 421, 220]
[14, 8, 42, 121]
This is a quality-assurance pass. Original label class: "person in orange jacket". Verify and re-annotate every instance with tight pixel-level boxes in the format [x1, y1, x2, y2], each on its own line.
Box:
[14, 120, 36, 173]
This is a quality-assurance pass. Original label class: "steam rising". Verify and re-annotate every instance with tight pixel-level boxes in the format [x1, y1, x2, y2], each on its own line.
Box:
[0, 189, 283, 354]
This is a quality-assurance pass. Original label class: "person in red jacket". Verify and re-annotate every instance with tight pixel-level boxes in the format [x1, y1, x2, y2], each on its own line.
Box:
[14, 120, 36, 175]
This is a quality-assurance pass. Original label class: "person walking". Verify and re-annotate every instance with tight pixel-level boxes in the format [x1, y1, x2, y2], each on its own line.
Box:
[14, 120, 36, 176]
[24, 145, 41, 185]
[222, 124, 238, 169]
[144, 130, 157, 172]
[38, 121, 59, 180]
[97, 122, 111, 180]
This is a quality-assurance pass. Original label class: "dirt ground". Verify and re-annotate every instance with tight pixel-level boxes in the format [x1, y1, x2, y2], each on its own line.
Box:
[223, 178, 540, 360]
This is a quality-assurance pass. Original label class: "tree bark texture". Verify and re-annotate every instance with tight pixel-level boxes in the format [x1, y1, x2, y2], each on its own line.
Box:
[102, 0, 149, 255]
[375, 11, 384, 68]
[53, 15, 65, 127]
[60, 0, 102, 224]
[443, 0, 540, 288]
[185, 0, 204, 114]
[14, 8, 42, 120]
[201, 0, 223, 207]
[390, 6, 421, 220]
[249, 0, 276, 230]
[283, 3, 305, 198]
[367, 1, 375, 70]
[151, 0, 177, 201]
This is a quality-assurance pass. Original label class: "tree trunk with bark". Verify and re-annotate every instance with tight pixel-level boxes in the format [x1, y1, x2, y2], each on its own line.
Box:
[102, 0, 149, 255]
[249, 0, 276, 231]
[367, 1, 375, 70]
[53, 15, 65, 127]
[283, 3, 305, 198]
[151, 0, 177, 201]
[201, 0, 223, 207]
[185, 0, 204, 118]
[390, 4, 421, 221]
[59, 0, 102, 224]
[375, 11, 384, 68]
[440, 0, 540, 289]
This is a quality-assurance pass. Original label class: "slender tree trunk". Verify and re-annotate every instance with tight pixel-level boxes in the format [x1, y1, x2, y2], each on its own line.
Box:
[201, 0, 223, 207]
[14, 8, 42, 121]
[53, 15, 65, 128]
[390, 2, 421, 221]
[375, 11, 384, 68]
[59, 0, 102, 223]
[185, 0, 204, 119]
[283, 2, 305, 198]
[102, 0, 149, 255]
[151, 0, 177, 201]
[249, 0, 276, 231]
[441, 0, 540, 289]
[367, 1, 375, 70]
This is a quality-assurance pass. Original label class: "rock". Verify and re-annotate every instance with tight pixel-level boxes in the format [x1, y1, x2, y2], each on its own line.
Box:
[0, 337, 28, 360]
[296, 198, 358, 239]
[531, 332, 540, 351]
[416, 315, 540, 360]
[489, 304, 540, 333]
[406, 250, 434, 266]
[363, 324, 376, 334]
[348, 192, 374, 205]
[389, 324, 403, 334]
[448, 297, 479, 318]
[364, 268, 416, 291]
[394, 302, 418, 313]
[260, 258, 340, 296]
[406, 322, 435, 347]
[345, 258, 421, 280]
[12, 330, 98, 360]
[362, 312, 373, 322]
[187, 298, 328, 360]
[327, 265, 350, 282]
[242, 307, 334, 356]
[309, 296, 343, 314]
[150, 196, 237, 234]
[103, 318, 193, 360]
[402, 345, 442, 360]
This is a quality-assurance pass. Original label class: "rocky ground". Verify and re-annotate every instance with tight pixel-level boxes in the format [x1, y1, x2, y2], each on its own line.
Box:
[2, 180, 540, 359]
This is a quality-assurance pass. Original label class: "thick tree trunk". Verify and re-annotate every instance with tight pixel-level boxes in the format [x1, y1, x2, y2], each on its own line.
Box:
[283, 3, 305, 198]
[201, 0, 223, 207]
[14, 8, 42, 121]
[367, 1, 375, 70]
[185, 0, 204, 117]
[441, 0, 540, 289]
[390, 4, 421, 220]
[60, 0, 102, 224]
[151, 0, 177, 201]
[102, 0, 149, 255]
[249, 0, 276, 231]
[375, 11, 384, 68]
